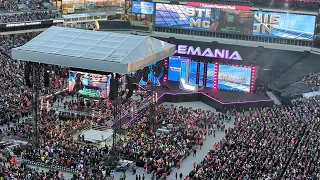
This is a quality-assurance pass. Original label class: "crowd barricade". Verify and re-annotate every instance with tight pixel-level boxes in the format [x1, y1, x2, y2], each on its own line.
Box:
[24, 159, 78, 173]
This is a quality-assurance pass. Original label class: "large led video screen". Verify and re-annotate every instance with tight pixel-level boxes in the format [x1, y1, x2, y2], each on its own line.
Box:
[253, 11, 316, 40]
[139, 62, 164, 86]
[188, 60, 197, 84]
[68, 71, 110, 98]
[168, 56, 188, 81]
[155, 3, 254, 35]
[132, 1, 154, 15]
[206, 63, 215, 88]
[218, 65, 251, 92]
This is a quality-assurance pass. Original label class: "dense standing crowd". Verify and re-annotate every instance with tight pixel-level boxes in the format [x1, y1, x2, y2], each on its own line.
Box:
[301, 73, 320, 91]
[2, 22, 320, 180]
[0, 33, 68, 125]
[186, 96, 320, 180]
[118, 104, 231, 179]
[282, 97, 320, 179]
[0, 33, 38, 124]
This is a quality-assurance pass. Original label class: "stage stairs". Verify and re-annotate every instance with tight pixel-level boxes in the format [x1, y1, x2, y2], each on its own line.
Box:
[266, 91, 282, 105]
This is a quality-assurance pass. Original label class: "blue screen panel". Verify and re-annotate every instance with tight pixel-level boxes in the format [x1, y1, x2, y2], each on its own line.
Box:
[179, 61, 187, 89]
[154, 3, 254, 35]
[218, 65, 251, 92]
[132, 1, 154, 15]
[168, 56, 188, 81]
[188, 61, 197, 84]
[206, 63, 215, 88]
[253, 11, 316, 40]
[199, 62, 204, 87]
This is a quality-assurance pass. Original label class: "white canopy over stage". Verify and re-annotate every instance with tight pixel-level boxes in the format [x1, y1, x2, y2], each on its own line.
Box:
[11, 26, 175, 74]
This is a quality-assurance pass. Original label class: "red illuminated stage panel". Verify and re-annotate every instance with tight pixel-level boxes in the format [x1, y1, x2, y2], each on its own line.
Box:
[154, 81, 271, 103]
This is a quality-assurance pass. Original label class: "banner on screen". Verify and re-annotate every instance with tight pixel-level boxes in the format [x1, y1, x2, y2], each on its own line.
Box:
[186, 2, 250, 11]
[218, 65, 251, 92]
[253, 11, 315, 40]
[132, 1, 154, 14]
[155, 3, 254, 35]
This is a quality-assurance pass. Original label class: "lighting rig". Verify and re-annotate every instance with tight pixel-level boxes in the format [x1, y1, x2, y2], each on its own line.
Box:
[140, 61, 164, 130]
[25, 62, 41, 146]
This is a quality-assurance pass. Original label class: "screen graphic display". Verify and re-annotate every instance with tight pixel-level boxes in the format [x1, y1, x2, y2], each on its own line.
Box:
[253, 11, 316, 40]
[132, 1, 154, 14]
[155, 3, 254, 35]
[139, 63, 164, 86]
[218, 65, 251, 92]
[68, 71, 110, 98]
[199, 62, 204, 86]
[188, 60, 197, 84]
[168, 56, 189, 81]
[180, 61, 198, 91]
[206, 63, 215, 88]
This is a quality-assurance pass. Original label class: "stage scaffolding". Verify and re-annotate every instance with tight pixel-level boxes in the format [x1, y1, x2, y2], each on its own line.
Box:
[31, 62, 41, 145]
[112, 79, 121, 150]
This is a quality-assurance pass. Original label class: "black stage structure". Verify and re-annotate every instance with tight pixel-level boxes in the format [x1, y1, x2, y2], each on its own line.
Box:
[155, 81, 274, 111]
[110, 81, 274, 129]
[11, 26, 176, 150]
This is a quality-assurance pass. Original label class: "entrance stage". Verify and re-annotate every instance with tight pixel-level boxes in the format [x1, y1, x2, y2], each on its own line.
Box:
[145, 81, 274, 111]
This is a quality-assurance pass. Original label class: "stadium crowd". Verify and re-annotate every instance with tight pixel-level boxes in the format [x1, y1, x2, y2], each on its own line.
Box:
[118, 104, 228, 178]
[185, 96, 320, 180]
[0, 11, 61, 23]
[0, 33, 38, 125]
[2, 27, 320, 180]
[0, 0, 52, 12]
[302, 72, 320, 91]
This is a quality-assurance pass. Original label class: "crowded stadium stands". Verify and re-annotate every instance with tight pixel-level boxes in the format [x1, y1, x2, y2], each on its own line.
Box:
[2, 0, 320, 179]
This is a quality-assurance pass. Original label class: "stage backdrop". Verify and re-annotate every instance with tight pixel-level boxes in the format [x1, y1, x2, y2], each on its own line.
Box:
[167, 56, 254, 92]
